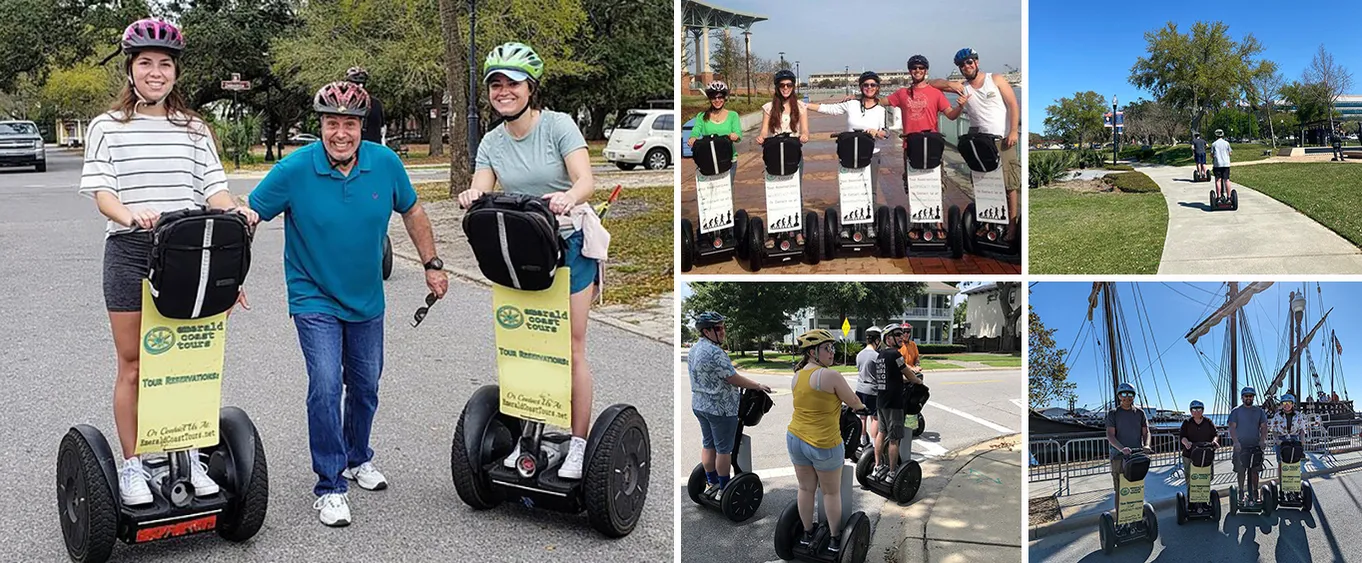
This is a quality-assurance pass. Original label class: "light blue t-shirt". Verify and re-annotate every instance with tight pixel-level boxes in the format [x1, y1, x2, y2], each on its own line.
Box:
[1211, 138, 1232, 168]
[689, 337, 740, 416]
[475, 110, 588, 197]
[248, 141, 418, 322]
[1228, 405, 1268, 447]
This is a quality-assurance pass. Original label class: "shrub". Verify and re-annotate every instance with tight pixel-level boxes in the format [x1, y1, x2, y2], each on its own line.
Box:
[1076, 148, 1105, 169]
[917, 343, 967, 354]
[1102, 164, 1134, 171]
[1103, 171, 1160, 193]
[1029, 151, 1074, 188]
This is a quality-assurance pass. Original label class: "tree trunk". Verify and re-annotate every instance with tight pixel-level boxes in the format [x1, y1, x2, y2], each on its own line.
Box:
[757, 347, 766, 363]
[429, 89, 445, 157]
[264, 116, 278, 162]
[437, 0, 471, 195]
[587, 106, 609, 141]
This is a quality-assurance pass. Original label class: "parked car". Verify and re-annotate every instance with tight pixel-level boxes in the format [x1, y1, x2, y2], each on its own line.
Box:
[0, 120, 46, 172]
[604, 109, 673, 171]
[287, 133, 319, 145]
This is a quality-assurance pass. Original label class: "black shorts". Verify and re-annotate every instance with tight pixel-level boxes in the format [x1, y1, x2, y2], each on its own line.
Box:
[855, 392, 878, 416]
[1213, 167, 1230, 180]
[102, 231, 153, 312]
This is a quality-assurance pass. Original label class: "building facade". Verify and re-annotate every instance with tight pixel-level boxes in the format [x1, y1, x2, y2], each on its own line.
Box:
[956, 283, 1021, 352]
[783, 282, 960, 345]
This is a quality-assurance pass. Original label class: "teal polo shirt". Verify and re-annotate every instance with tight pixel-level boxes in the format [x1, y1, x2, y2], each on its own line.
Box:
[248, 141, 418, 322]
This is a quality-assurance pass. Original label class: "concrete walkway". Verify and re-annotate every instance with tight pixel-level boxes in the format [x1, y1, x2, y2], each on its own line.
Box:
[1138, 164, 1362, 274]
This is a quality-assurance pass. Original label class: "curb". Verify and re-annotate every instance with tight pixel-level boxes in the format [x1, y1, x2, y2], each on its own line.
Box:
[390, 247, 673, 346]
[889, 434, 1023, 561]
[1027, 457, 1362, 541]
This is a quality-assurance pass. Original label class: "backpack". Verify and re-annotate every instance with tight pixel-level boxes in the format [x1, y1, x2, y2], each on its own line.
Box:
[762, 135, 802, 176]
[148, 207, 252, 320]
[957, 132, 1002, 173]
[836, 131, 875, 169]
[905, 131, 945, 170]
[692, 135, 735, 176]
[1121, 452, 1151, 482]
[462, 193, 564, 291]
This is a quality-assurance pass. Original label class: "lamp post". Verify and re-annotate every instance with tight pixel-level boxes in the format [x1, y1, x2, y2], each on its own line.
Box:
[1111, 94, 1118, 165]
[466, 0, 480, 164]
[795, 61, 800, 87]
[845, 65, 850, 96]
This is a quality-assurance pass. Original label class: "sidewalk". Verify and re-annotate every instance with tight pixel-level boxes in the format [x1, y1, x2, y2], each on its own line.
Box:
[1137, 163, 1362, 274]
[874, 435, 1022, 563]
[1029, 447, 1362, 540]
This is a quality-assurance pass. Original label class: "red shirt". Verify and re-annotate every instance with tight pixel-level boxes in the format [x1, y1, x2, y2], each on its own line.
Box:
[886, 85, 950, 135]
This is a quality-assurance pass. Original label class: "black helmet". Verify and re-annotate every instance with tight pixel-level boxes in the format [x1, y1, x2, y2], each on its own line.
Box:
[858, 71, 880, 85]
[773, 69, 797, 85]
[695, 311, 726, 330]
[345, 66, 369, 85]
[907, 55, 929, 70]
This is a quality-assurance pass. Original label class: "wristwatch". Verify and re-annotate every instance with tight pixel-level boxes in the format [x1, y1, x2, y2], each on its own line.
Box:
[423, 257, 444, 271]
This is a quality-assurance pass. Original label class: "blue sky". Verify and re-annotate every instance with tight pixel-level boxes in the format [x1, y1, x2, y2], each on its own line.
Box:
[686, 0, 1021, 79]
[1028, 0, 1362, 133]
[1030, 282, 1362, 414]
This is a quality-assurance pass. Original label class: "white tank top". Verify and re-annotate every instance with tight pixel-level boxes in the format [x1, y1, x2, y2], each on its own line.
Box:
[963, 73, 1007, 136]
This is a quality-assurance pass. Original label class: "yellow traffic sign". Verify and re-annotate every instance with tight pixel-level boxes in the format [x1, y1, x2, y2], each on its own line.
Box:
[841, 318, 850, 337]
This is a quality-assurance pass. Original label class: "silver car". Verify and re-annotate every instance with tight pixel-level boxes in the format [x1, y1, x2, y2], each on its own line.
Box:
[0, 120, 46, 172]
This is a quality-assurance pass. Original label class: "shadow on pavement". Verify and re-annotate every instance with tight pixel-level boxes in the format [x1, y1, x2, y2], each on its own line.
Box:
[1176, 201, 1215, 212]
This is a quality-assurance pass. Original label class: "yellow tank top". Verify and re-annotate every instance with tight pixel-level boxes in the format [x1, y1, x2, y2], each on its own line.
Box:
[788, 364, 844, 449]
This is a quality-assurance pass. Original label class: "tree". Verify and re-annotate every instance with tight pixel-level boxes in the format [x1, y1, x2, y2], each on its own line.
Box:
[0, 0, 149, 92]
[953, 297, 968, 327]
[1248, 61, 1285, 147]
[805, 283, 926, 334]
[682, 282, 806, 362]
[709, 31, 742, 84]
[1304, 44, 1353, 134]
[39, 61, 115, 119]
[1029, 304, 1076, 409]
[1128, 21, 1265, 134]
[1282, 80, 1333, 131]
[1043, 91, 1106, 148]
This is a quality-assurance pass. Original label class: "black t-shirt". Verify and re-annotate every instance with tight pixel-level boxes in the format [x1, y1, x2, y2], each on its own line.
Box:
[876, 348, 907, 409]
[1179, 418, 1217, 458]
[363, 96, 386, 145]
[1192, 138, 1206, 155]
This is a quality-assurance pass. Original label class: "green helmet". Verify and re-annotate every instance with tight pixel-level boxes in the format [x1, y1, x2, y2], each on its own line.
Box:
[483, 42, 544, 83]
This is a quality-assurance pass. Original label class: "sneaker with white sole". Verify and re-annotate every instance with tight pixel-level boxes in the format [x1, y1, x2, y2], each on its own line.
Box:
[119, 457, 153, 506]
[314, 493, 351, 527]
[557, 436, 587, 480]
[188, 449, 219, 496]
[342, 462, 388, 491]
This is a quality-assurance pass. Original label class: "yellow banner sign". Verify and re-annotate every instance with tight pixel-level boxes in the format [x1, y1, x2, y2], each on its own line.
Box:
[493, 267, 573, 429]
[1281, 460, 1302, 494]
[1188, 463, 1211, 504]
[136, 281, 226, 454]
[1116, 474, 1144, 526]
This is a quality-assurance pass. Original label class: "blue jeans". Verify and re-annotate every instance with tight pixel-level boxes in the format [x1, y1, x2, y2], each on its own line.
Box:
[294, 313, 384, 495]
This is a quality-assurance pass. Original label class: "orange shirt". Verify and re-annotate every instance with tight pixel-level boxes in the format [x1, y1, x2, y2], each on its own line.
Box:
[899, 341, 920, 368]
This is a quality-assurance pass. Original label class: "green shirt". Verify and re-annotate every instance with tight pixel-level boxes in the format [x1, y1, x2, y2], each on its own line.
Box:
[690, 110, 742, 157]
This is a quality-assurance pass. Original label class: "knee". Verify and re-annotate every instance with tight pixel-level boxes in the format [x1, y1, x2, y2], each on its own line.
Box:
[797, 479, 818, 494]
[115, 357, 139, 386]
[571, 330, 588, 356]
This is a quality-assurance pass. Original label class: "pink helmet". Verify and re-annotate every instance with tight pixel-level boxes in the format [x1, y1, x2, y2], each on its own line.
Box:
[121, 18, 185, 56]
[313, 81, 370, 117]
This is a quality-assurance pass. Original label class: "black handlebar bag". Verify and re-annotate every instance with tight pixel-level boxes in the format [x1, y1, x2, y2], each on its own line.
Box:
[1190, 444, 1216, 468]
[1280, 440, 1305, 464]
[958, 132, 1002, 173]
[693, 136, 735, 177]
[762, 135, 802, 176]
[462, 193, 564, 291]
[148, 207, 252, 320]
[738, 388, 774, 427]
[836, 132, 875, 169]
[1121, 452, 1151, 482]
[905, 131, 945, 170]
[903, 383, 931, 415]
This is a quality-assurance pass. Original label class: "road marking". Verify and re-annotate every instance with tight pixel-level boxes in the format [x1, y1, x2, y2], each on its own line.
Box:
[1011, 399, 1025, 410]
[925, 401, 1015, 433]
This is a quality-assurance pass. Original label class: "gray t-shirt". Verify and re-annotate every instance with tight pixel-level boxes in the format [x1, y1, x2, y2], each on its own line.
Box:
[1192, 138, 1207, 156]
[1105, 407, 1148, 457]
[1228, 405, 1268, 447]
[475, 110, 587, 197]
[855, 345, 880, 395]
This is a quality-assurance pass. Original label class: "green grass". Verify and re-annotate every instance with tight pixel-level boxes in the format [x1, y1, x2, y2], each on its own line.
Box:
[730, 353, 858, 374]
[681, 95, 767, 123]
[1102, 164, 1134, 171]
[920, 360, 964, 370]
[1104, 171, 1161, 193]
[1232, 163, 1362, 247]
[1118, 143, 1271, 166]
[923, 353, 1022, 368]
[1030, 188, 1167, 274]
[589, 185, 673, 306]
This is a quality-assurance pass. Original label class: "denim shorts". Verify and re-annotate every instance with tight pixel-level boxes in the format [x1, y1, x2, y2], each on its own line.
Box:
[786, 431, 843, 471]
[695, 410, 739, 454]
[562, 230, 600, 294]
[855, 392, 878, 416]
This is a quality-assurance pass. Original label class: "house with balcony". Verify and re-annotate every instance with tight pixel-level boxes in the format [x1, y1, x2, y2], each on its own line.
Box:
[954, 282, 1021, 352]
[782, 282, 960, 345]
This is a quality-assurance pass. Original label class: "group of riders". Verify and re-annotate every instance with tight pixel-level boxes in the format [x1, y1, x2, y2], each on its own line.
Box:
[687, 48, 1022, 243]
[688, 313, 926, 556]
[83, 17, 607, 528]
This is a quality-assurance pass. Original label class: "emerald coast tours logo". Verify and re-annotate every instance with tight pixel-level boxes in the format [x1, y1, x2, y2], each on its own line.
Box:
[143, 326, 175, 355]
[497, 305, 525, 330]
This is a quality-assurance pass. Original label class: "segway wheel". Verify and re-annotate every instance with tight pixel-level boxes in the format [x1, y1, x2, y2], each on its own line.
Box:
[891, 460, 923, 504]
[913, 413, 925, 438]
[1267, 481, 1277, 503]
[1261, 484, 1275, 516]
[1210, 488, 1221, 521]
[57, 429, 117, 563]
[823, 207, 839, 260]
[747, 217, 765, 272]
[874, 206, 892, 256]
[1143, 503, 1158, 543]
[1302, 482, 1313, 513]
[947, 205, 963, 258]
[961, 203, 977, 255]
[214, 407, 269, 542]
[720, 472, 763, 523]
[450, 387, 516, 510]
[1229, 485, 1238, 515]
[773, 501, 802, 560]
[1009, 213, 1022, 256]
[892, 206, 909, 258]
[854, 449, 875, 488]
[1099, 512, 1115, 555]
[585, 405, 650, 538]
[382, 234, 393, 280]
[680, 218, 694, 273]
[1176, 492, 1187, 525]
[1230, 189, 1238, 211]
[1209, 189, 1216, 208]
[841, 511, 872, 563]
[804, 211, 822, 264]
[734, 209, 750, 260]
[687, 463, 707, 505]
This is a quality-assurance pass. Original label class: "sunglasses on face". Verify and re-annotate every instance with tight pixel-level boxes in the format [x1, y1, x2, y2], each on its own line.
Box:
[1191, 407, 1204, 412]
[779, 82, 794, 89]
[411, 292, 438, 328]
[1119, 392, 1135, 398]
[862, 83, 879, 89]
[909, 66, 926, 71]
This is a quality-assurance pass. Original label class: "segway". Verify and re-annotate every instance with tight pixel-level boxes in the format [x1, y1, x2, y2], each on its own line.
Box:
[1267, 438, 1313, 513]
[898, 132, 962, 259]
[681, 135, 749, 272]
[1228, 445, 1274, 516]
[956, 132, 1020, 263]
[1098, 448, 1158, 554]
[1192, 168, 1211, 183]
[773, 422, 872, 562]
[382, 234, 393, 280]
[1175, 442, 1221, 525]
[1210, 184, 1238, 211]
[686, 389, 772, 523]
[747, 133, 819, 271]
[853, 383, 927, 504]
[823, 131, 894, 259]
[57, 209, 268, 563]
[451, 193, 650, 538]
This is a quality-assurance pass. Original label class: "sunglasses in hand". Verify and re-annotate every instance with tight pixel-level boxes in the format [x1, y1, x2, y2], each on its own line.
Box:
[411, 292, 439, 328]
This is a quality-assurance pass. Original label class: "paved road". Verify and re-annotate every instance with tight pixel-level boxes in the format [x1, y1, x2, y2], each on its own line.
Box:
[676, 363, 1022, 563]
[1028, 467, 1362, 562]
[0, 151, 673, 562]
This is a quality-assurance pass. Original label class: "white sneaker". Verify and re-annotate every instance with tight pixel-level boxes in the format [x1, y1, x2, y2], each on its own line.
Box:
[313, 493, 351, 527]
[342, 462, 388, 491]
[119, 457, 153, 506]
[503, 443, 522, 468]
[188, 449, 219, 496]
[557, 437, 587, 480]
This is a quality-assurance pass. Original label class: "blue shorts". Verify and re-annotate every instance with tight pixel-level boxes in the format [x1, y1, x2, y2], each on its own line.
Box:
[695, 410, 739, 454]
[563, 230, 600, 294]
[855, 392, 878, 416]
[786, 431, 843, 471]
[1195, 153, 1206, 165]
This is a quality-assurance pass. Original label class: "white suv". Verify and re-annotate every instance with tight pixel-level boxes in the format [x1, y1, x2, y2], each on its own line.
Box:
[604, 109, 674, 171]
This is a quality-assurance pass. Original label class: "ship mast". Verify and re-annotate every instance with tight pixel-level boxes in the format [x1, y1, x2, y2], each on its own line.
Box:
[1229, 282, 1238, 411]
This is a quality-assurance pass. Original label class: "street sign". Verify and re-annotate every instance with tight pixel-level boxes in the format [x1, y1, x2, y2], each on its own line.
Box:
[1103, 112, 1124, 128]
[841, 318, 850, 337]
[221, 73, 251, 92]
